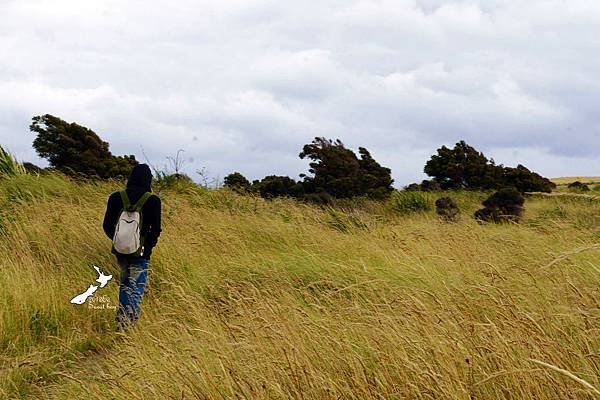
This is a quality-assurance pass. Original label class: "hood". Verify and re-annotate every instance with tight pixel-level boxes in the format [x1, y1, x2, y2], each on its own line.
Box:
[126, 164, 153, 191]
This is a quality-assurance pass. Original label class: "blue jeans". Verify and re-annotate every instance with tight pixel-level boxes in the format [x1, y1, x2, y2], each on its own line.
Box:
[115, 256, 149, 330]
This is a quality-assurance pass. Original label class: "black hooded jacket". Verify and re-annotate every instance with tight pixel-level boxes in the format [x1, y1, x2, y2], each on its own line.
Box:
[103, 164, 162, 259]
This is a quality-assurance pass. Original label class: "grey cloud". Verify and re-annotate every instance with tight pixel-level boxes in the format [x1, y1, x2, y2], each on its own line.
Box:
[1, 0, 599, 186]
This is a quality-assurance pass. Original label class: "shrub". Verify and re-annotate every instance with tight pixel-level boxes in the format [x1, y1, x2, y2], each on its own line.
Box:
[153, 171, 194, 193]
[404, 183, 421, 191]
[420, 179, 442, 191]
[389, 191, 431, 214]
[501, 164, 555, 193]
[405, 180, 442, 192]
[475, 187, 524, 223]
[435, 197, 460, 222]
[0, 146, 26, 177]
[223, 172, 251, 192]
[568, 181, 590, 192]
[22, 162, 43, 174]
[302, 191, 335, 205]
[253, 175, 304, 199]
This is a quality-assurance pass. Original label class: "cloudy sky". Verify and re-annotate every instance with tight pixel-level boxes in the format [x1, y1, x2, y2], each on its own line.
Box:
[1, 0, 598, 185]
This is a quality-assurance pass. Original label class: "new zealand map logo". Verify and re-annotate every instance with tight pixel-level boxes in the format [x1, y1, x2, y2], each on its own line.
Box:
[70, 264, 113, 305]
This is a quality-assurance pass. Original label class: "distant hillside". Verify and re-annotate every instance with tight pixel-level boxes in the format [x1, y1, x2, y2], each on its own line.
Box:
[552, 176, 600, 185]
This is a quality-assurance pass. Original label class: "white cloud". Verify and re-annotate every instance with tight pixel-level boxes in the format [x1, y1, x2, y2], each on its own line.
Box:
[1, 0, 599, 185]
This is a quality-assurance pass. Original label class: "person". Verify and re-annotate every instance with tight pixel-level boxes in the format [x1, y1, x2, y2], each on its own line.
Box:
[103, 164, 162, 330]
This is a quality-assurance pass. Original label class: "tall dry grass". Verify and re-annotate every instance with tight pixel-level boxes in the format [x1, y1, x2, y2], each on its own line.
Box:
[0, 147, 26, 178]
[1, 174, 599, 399]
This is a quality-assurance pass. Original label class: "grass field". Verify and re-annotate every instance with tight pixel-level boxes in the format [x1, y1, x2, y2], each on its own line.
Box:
[1, 173, 600, 399]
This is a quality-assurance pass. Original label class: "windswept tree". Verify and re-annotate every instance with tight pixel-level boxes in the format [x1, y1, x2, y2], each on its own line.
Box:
[30, 114, 137, 178]
[424, 141, 496, 189]
[357, 147, 394, 199]
[300, 138, 362, 198]
[501, 165, 555, 193]
[299, 137, 393, 199]
[424, 141, 554, 192]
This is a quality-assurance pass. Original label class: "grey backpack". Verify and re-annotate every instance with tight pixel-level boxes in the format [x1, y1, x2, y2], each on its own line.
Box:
[112, 191, 151, 257]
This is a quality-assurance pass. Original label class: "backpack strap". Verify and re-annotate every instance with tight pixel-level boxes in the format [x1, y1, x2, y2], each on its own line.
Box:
[119, 190, 132, 211]
[133, 192, 152, 213]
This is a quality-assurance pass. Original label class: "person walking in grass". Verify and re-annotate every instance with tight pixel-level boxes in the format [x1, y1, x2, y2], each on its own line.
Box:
[103, 164, 162, 331]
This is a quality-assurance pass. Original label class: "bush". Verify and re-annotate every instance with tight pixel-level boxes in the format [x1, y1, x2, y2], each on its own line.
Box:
[253, 175, 304, 199]
[224, 172, 251, 193]
[475, 187, 524, 223]
[420, 179, 442, 191]
[302, 191, 335, 205]
[22, 162, 43, 174]
[405, 180, 442, 192]
[153, 171, 195, 193]
[404, 183, 421, 191]
[568, 181, 590, 192]
[389, 191, 431, 214]
[501, 164, 555, 193]
[435, 197, 460, 222]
